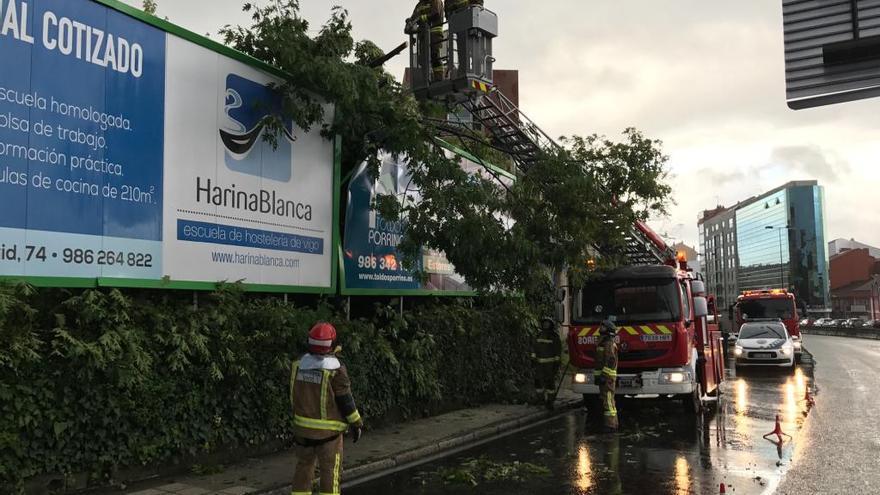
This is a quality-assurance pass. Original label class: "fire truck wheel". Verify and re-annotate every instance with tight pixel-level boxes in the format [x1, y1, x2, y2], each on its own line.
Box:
[683, 383, 703, 415]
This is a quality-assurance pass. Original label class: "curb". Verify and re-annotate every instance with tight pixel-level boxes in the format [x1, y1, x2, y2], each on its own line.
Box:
[258, 398, 582, 495]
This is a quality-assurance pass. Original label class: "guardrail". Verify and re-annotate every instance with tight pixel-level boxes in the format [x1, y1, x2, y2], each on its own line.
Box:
[801, 325, 880, 340]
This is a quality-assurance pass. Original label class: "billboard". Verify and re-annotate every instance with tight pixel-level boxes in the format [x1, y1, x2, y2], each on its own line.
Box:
[0, 0, 338, 292]
[341, 143, 513, 295]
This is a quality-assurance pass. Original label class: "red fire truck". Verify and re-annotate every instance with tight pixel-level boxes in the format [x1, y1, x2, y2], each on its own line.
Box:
[566, 228, 725, 414]
[734, 289, 802, 356]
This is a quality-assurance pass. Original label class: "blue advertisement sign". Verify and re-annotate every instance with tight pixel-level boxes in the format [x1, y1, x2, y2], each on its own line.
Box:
[0, 0, 337, 290]
[342, 151, 481, 294]
[0, 0, 165, 279]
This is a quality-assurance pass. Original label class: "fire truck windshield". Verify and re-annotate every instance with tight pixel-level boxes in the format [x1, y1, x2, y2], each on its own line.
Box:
[738, 299, 794, 320]
[574, 278, 682, 324]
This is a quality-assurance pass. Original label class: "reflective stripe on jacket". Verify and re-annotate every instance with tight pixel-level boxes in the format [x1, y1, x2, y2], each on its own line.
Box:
[595, 335, 619, 378]
[290, 354, 362, 440]
[533, 325, 561, 365]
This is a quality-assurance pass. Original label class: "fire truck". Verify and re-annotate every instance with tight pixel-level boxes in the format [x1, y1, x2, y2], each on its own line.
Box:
[403, 4, 725, 413]
[566, 223, 725, 414]
[734, 289, 802, 357]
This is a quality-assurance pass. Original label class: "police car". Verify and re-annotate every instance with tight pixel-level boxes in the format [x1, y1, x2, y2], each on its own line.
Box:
[733, 320, 796, 368]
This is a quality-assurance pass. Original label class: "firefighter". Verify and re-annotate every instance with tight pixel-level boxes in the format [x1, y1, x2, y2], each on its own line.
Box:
[291, 322, 364, 495]
[532, 317, 562, 406]
[594, 318, 619, 432]
[406, 0, 445, 81]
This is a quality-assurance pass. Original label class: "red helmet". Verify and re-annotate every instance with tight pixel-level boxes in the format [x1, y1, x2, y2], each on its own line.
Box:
[308, 322, 337, 354]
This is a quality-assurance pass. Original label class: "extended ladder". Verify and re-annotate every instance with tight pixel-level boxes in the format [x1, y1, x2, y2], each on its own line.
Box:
[441, 90, 678, 266]
[407, 5, 677, 267]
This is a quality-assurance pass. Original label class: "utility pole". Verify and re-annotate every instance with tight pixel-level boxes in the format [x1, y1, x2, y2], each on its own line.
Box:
[777, 228, 785, 289]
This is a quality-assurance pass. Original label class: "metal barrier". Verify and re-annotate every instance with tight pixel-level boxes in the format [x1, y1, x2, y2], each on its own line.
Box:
[801, 326, 880, 340]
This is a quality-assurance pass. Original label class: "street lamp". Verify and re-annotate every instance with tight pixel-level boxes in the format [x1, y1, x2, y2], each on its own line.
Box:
[765, 225, 790, 289]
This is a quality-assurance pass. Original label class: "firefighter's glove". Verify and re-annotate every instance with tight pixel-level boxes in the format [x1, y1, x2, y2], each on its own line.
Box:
[351, 425, 363, 444]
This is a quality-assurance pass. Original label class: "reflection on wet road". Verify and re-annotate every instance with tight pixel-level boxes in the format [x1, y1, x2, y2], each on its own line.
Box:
[346, 356, 815, 495]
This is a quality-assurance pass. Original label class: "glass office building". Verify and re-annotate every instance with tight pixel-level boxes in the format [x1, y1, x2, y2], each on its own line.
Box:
[735, 181, 829, 312]
[699, 181, 830, 316]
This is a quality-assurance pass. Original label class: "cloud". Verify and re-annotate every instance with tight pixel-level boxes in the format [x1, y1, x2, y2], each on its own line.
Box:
[695, 167, 747, 184]
[769, 145, 851, 182]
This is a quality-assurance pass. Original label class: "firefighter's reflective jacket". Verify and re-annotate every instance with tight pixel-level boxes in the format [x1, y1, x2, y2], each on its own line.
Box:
[290, 354, 363, 440]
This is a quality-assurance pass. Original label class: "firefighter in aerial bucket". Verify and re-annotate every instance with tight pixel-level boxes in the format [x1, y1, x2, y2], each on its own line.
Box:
[406, 0, 446, 81]
[290, 322, 364, 495]
[595, 316, 620, 433]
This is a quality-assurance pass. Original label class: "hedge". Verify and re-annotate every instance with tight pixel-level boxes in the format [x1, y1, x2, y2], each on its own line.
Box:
[0, 283, 537, 491]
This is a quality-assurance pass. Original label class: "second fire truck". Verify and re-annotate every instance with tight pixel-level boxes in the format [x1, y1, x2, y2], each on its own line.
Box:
[734, 289, 802, 357]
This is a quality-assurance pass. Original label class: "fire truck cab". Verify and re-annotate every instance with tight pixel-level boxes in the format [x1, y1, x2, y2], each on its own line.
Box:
[567, 263, 725, 413]
[735, 289, 802, 357]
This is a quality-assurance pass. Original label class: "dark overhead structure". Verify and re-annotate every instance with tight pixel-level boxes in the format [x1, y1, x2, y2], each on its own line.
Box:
[783, 0, 880, 109]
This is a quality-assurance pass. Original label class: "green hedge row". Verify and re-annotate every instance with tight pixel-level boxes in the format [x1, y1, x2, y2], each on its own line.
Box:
[0, 284, 537, 490]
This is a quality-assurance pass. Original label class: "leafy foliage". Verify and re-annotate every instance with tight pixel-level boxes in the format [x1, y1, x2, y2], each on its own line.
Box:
[141, 0, 157, 16]
[433, 456, 552, 487]
[220, 2, 672, 296]
[0, 284, 535, 491]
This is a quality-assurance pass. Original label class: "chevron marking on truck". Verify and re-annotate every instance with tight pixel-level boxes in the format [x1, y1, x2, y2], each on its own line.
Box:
[575, 325, 676, 338]
[471, 80, 491, 92]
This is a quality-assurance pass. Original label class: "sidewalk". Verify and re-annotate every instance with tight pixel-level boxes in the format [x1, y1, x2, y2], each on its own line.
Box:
[97, 390, 582, 495]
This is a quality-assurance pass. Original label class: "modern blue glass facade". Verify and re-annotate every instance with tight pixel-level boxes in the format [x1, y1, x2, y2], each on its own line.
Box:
[735, 182, 829, 311]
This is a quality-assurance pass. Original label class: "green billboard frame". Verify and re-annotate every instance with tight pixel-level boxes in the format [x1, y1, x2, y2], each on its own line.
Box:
[0, 0, 341, 295]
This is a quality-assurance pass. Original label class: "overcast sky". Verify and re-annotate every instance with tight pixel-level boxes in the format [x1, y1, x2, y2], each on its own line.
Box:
[126, 0, 880, 251]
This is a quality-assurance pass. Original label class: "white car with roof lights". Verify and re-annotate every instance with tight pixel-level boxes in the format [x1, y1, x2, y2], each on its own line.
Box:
[733, 320, 796, 368]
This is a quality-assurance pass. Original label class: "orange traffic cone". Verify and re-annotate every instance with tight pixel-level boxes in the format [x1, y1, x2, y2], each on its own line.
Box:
[763, 414, 792, 443]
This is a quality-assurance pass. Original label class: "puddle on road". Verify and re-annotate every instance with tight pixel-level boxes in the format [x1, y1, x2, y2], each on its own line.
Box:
[346, 357, 815, 495]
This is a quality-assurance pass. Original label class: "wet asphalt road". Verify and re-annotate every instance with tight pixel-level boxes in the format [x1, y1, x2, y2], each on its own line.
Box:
[347, 354, 815, 495]
[777, 335, 880, 495]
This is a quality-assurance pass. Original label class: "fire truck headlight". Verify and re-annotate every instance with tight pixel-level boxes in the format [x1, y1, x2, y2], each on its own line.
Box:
[734, 346, 744, 357]
[574, 373, 588, 384]
[665, 372, 685, 383]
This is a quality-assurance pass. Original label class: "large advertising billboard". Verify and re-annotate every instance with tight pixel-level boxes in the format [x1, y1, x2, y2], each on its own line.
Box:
[0, 0, 337, 292]
[341, 144, 513, 295]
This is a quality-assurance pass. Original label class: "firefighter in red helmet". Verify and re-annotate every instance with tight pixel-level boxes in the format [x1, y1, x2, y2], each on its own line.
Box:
[291, 322, 364, 495]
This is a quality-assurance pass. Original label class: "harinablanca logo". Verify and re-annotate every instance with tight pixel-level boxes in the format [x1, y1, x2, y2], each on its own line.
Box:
[219, 73, 294, 183]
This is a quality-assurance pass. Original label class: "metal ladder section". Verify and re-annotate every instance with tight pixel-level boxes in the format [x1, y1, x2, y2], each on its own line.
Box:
[459, 90, 561, 171]
[625, 220, 678, 266]
[452, 92, 678, 266]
